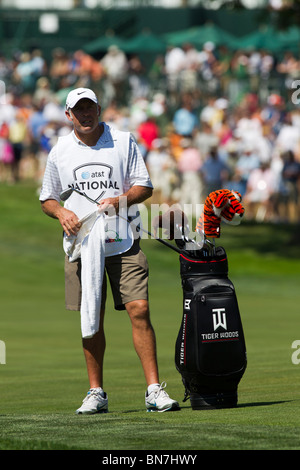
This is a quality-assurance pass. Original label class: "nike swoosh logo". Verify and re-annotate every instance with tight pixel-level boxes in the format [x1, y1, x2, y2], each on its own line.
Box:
[77, 91, 85, 95]
[148, 402, 157, 407]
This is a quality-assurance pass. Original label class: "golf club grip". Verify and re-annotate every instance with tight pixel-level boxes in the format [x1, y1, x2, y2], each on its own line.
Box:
[155, 237, 182, 253]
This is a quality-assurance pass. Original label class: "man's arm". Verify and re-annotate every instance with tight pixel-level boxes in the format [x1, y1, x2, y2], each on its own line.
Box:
[39, 146, 83, 237]
[41, 199, 82, 237]
[97, 185, 153, 215]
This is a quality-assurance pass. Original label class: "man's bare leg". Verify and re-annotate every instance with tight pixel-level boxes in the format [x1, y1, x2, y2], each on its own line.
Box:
[82, 309, 105, 388]
[125, 299, 159, 386]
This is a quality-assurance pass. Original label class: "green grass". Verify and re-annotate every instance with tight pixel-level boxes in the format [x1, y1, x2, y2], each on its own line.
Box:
[0, 181, 300, 450]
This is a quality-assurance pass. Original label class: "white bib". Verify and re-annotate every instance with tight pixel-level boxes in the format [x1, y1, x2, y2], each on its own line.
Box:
[57, 125, 135, 256]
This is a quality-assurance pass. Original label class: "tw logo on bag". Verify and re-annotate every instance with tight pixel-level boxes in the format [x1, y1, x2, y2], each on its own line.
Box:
[201, 307, 240, 343]
[212, 308, 227, 331]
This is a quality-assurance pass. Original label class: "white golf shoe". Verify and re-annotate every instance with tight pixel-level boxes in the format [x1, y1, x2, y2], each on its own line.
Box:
[76, 388, 108, 415]
[145, 382, 180, 412]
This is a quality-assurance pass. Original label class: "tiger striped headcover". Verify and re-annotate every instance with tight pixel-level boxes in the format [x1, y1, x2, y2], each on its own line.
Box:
[196, 189, 245, 238]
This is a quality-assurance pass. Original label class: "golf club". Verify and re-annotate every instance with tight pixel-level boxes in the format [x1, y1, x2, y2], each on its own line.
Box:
[60, 187, 182, 254]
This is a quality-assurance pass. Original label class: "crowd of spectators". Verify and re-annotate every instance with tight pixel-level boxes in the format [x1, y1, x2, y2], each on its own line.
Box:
[0, 41, 299, 223]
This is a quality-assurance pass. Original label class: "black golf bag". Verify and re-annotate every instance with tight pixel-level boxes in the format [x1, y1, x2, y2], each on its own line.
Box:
[175, 245, 247, 409]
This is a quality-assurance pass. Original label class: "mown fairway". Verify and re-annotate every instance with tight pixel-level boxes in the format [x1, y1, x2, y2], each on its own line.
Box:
[0, 182, 300, 450]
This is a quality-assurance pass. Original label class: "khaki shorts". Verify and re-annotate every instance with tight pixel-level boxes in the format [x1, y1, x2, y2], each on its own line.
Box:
[64, 240, 149, 311]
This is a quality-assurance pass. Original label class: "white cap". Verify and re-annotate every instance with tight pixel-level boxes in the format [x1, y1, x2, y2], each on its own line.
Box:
[65, 88, 98, 109]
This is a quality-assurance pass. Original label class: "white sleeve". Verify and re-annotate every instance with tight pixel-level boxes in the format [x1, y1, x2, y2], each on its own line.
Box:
[125, 134, 153, 190]
[39, 146, 63, 202]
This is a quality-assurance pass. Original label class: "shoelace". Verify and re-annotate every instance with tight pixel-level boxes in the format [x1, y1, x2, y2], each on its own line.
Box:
[82, 388, 103, 403]
[152, 381, 169, 399]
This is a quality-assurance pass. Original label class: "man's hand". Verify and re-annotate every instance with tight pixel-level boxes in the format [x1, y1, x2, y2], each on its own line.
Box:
[57, 207, 82, 236]
[41, 199, 81, 236]
[97, 197, 119, 215]
[97, 186, 153, 216]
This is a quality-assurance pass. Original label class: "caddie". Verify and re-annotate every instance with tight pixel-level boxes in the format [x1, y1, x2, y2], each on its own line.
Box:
[39, 87, 179, 414]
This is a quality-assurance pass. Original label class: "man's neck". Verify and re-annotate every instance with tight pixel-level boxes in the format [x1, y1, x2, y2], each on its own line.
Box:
[74, 123, 104, 147]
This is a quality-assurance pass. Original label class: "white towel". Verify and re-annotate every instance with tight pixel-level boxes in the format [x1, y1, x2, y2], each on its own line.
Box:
[63, 210, 99, 262]
[63, 211, 106, 338]
[63, 210, 134, 338]
[80, 214, 106, 339]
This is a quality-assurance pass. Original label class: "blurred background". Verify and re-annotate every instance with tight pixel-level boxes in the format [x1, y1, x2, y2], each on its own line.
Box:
[0, 3, 300, 448]
[0, 0, 299, 224]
